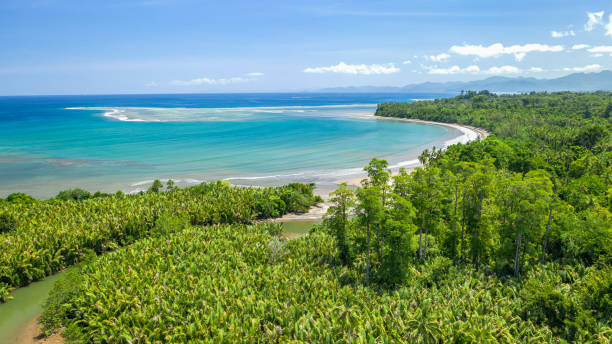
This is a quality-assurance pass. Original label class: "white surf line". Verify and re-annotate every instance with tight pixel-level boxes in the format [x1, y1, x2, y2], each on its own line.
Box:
[66, 107, 165, 122]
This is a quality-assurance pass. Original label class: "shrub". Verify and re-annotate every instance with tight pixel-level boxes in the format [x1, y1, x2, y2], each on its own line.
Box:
[148, 179, 164, 193]
[419, 256, 452, 288]
[39, 269, 83, 336]
[0, 213, 17, 234]
[56, 188, 92, 201]
[577, 266, 612, 322]
[6, 193, 36, 204]
[0, 282, 10, 302]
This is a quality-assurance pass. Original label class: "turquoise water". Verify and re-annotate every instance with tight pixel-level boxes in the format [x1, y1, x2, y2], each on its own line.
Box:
[0, 93, 458, 198]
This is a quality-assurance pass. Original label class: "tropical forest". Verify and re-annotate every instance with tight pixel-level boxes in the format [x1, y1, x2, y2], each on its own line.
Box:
[1, 91, 611, 343]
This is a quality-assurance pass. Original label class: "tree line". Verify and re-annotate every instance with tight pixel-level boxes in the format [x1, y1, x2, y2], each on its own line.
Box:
[320, 91, 611, 340]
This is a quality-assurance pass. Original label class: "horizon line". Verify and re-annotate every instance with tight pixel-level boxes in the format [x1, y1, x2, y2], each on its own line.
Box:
[0, 70, 609, 97]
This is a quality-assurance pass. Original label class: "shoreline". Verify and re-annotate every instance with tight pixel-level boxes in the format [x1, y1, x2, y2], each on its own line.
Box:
[334, 113, 488, 187]
[350, 113, 489, 140]
[278, 115, 489, 220]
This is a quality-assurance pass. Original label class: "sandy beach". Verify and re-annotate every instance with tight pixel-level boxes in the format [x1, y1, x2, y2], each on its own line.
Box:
[351, 113, 490, 140]
[335, 114, 489, 187]
[276, 115, 489, 221]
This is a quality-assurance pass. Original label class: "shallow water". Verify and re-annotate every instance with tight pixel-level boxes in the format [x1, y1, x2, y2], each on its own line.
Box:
[0, 93, 457, 198]
[281, 220, 320, 235]
[0, 270, 69, 343]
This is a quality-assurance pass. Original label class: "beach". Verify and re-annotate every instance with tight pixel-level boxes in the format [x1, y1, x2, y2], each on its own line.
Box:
[275, 114, 489, 221]
[335, 114, 489, 187]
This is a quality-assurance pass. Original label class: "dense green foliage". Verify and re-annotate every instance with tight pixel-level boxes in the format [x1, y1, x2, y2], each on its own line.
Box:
[39, 224, 559, 343]
[0, 182, 320, 297]
[336, 91, 611, 340]
[37, 92, 612, 342]
[55, 188, 96, 201]
[0, 212, 17, 234]
[41, 224, 611, 343]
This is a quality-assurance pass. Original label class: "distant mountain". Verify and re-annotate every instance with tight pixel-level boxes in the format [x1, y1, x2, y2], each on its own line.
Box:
[315, 70, 612, 94]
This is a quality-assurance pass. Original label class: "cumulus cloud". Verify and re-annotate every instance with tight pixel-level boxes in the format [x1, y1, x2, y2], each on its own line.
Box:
[584, 11, 604, 31]
[485, 65, 521, 74]
[425, 65, 480, 75]
[169, 72, 263, 86]
[563, 64, 602, 72]
[170, 77, 251, 86]
[402, 60, 412, 64]
[572, 44, 590, 50]
[426, 53, 450, 62]
[425, 64, 540, 75]
[449, 43, 564, 61]
[606, 14, 612, 36]
[551, 30, 575, 38]
[303, 61, 399, 75]
[587, 45, 612, 53]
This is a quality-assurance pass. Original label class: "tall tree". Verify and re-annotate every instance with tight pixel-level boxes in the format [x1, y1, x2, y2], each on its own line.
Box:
[495, 170, 552, 276]
[324, 183, 355, 266]
[379, 193, 416, 285]
[455, 161, 494, 267]
[355, 186, 384, 284]
[408, 167, 442, 259]
[363, 158, 391, 264]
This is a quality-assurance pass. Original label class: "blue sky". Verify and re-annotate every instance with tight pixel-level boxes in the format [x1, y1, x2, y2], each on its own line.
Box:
[1, 0, 612, 95]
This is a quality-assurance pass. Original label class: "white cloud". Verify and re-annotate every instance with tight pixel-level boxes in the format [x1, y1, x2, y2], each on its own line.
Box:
[551, 30, 575, 38]
[169, 72, 264, 86]
[170, 76, 251, 86]
[425, 64, 540, 75]
[145, 81, 158, 87]
[426, 53, 450, 62]
[587, 45, 612, 53]
[572, 44, 590, 50]
[425, 65, 480, 74]
[563, 64, 602, 72]
[303, 61, 399, 75]
[606, 14, 612, 36]
[449, 43, 564, 61]
[591, 54, 604, 57]
[584, 11, 604, 31]
[485, 65, 521, 74]
[402, 60, 412, 64]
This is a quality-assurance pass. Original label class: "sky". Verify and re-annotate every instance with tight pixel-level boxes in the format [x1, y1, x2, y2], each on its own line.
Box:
[1, 0, 612, 95]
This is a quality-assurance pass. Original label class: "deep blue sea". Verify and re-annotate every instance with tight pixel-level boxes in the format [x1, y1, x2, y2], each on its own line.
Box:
[0, 93, 459, 198]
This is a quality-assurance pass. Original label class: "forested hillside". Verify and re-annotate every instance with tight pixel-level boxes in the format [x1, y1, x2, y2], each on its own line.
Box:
[35, 92, 611, 343]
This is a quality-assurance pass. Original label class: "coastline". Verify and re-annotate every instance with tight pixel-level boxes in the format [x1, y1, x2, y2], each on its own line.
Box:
[334, 113, 489, 187]
[278, 115, 489, 220]
[351, 113, 490, 140]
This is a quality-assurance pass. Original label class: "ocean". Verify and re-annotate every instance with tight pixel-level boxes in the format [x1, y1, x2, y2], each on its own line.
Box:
[0, 93, 459, 198]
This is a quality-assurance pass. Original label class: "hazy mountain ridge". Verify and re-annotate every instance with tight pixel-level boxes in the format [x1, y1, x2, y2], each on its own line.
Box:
[315, 70, 612, 93]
